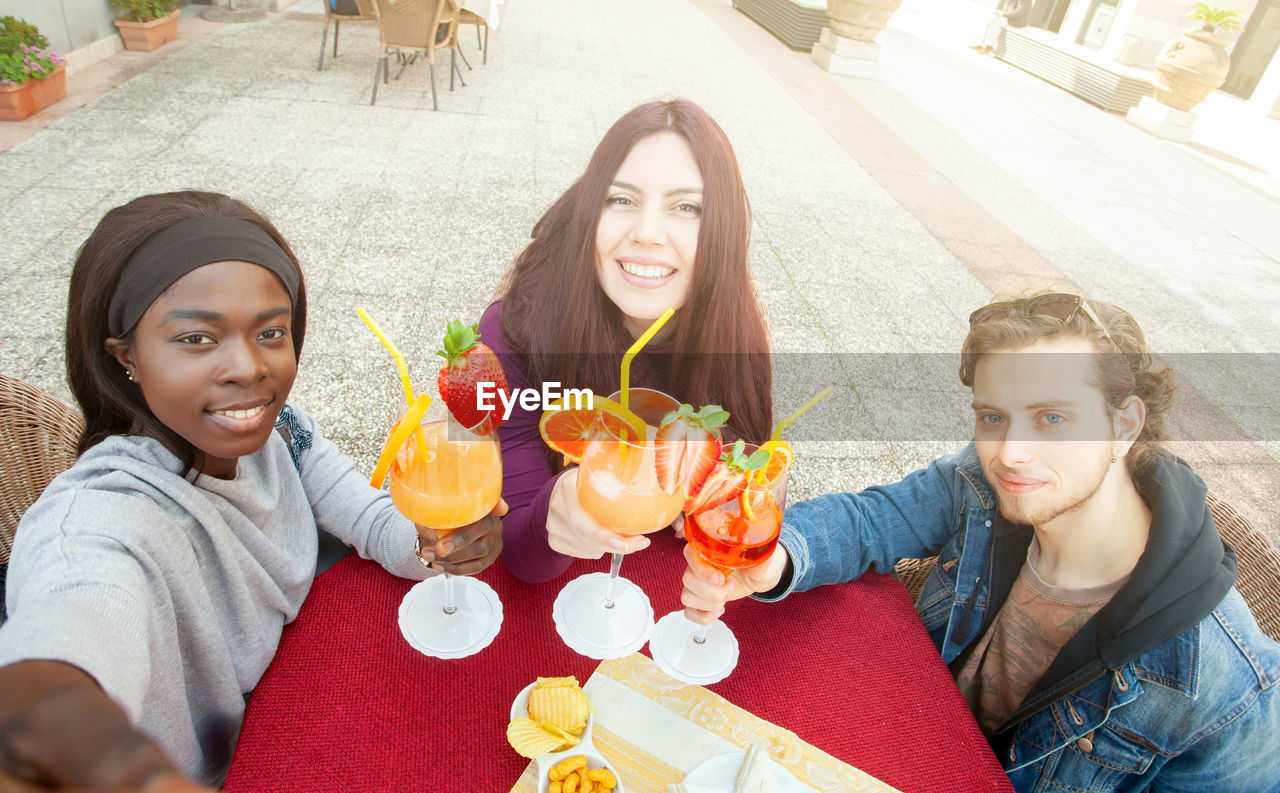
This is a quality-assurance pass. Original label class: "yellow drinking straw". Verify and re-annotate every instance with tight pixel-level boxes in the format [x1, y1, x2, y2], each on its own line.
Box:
[620, 307, 675, 414]
[771, 386, 833, 442]
[357, 307, 415, 409]
[357, 307, 430, 467]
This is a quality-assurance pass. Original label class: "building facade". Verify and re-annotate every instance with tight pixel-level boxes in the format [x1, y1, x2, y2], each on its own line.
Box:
[1015, 0, 1280, 114]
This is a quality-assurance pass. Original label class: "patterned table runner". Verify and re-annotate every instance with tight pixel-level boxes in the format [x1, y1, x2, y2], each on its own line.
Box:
[509, 653, 902, 793]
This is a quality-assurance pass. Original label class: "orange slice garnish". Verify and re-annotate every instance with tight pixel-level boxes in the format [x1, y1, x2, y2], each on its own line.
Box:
[540, 396, 645, 463]
[741, 441, 791, 520]
[539, 407, 598, 464]
[751, 440, 793, 487]
[739, 486, 777, 523]
[370, 394, 431, 488]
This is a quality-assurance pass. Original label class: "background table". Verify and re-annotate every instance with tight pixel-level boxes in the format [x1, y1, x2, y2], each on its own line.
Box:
[224, 530, 1013, 793]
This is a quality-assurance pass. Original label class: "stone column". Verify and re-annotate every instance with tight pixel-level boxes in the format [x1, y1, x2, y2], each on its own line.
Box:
[811, 0, 903, 79]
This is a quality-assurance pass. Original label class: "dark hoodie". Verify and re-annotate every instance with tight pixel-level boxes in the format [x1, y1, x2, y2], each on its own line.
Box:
[972, 453, 1238, 736]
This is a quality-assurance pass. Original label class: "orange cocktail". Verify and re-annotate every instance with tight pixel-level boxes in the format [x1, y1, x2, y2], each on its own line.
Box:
[685, 492, 782, 571]
[550, 387, 680, 660]
[577, 422, 684, 535]
[650, 441, 790, 686]
[389, 418, 502, 532]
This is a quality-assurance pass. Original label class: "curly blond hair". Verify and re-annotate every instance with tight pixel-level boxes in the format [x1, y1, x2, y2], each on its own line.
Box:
[959, 291, 1176, 477]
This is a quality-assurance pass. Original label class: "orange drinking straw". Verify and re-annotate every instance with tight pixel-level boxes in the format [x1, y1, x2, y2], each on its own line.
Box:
[771, 386, 833, 442]
[357, 307, 415, 408]
[620, 307, 675, 415]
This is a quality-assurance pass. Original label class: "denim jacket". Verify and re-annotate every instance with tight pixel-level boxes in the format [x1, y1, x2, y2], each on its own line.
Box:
[764, 444, 1280, 793]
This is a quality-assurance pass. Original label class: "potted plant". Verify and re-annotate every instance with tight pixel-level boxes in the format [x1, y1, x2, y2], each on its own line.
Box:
[0, 16, 67, 122]
[1152, 3, 1243, 112]
[110, 0, 181, 52]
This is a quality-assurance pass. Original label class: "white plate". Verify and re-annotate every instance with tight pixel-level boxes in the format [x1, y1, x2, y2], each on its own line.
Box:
[508, 682, 626, 793]
[682, 751, 808, 792]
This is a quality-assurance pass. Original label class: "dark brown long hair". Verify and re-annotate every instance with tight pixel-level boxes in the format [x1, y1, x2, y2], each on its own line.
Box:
[66, 190, 307, 471]
[498, 99, 772, 442]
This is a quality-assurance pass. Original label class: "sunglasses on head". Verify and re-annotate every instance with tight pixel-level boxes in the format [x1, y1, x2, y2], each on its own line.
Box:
[968, 293, 1119, 351]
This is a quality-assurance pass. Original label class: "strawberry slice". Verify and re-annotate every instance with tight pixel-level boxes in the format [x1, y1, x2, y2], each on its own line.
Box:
[653, 404, 728, 497]
[683, 439, 772, 515]
[684, 462, 747, 515]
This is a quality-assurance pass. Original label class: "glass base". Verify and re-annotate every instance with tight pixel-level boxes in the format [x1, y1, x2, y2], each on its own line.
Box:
[650, 611, 739, 685]
[397, 576, 503, 659]
[552, 572, 654, 660]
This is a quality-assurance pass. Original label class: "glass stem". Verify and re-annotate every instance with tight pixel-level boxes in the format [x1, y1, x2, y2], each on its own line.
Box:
[603, 552, 624, 609]
[442, 572, 458, 615]
[692, 559, 725, 644]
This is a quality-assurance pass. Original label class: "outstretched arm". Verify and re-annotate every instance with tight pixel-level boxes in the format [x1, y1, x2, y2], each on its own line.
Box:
[0, 660, 213, 792]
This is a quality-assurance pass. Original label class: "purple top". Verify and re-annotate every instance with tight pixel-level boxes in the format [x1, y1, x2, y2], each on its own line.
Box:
[479, 300, 678, 583]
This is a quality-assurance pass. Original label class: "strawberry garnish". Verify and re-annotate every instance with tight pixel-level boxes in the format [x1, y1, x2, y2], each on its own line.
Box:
[653, 403, 728, 497]
[436, 320, 510, 435]
[683, 439, 770, 515]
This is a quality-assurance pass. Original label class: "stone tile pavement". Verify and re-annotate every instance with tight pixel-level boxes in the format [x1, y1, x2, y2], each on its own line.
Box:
[1, 0, 1277, 543]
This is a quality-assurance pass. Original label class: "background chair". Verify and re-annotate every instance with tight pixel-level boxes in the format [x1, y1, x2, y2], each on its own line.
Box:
[0, 374, 84, 622]
[368, 0, 462, 110]
[317, 0, 378, 71]
[893, 490, 1280, 643]
[458, 7, 488, 64]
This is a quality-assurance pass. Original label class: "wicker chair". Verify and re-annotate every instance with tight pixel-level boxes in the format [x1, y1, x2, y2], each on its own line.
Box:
[458, 8, 488, 64]
[0, 374, 84, 566]
[368, 0, 463, 110]
[893, 490, 1280, 643]
[317, 0, 377, 71]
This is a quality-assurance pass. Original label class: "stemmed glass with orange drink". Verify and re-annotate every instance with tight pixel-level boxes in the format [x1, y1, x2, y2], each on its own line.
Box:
[650, 439, 790, 684]
[538, 309, 704, 659]
[362, 313, 509, 659]
[548, 387, 688, 659]
[650, 388, 829, 684]
[389, 399, 504, 659]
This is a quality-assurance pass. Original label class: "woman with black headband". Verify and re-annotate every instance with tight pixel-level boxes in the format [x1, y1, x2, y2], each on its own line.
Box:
[0, 191, 504, 790]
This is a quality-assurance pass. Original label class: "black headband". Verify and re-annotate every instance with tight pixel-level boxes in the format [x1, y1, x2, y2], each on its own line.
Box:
[107, 216, 301, 337]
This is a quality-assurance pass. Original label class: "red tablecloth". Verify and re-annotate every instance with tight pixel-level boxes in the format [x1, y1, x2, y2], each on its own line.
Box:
[225, 530, 1013, 793]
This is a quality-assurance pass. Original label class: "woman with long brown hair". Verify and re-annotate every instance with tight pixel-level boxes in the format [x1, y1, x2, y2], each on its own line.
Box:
[479, 99, 772, 583]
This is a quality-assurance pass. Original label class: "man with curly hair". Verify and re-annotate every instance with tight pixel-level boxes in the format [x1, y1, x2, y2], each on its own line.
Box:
[680, 291, 1280, 792]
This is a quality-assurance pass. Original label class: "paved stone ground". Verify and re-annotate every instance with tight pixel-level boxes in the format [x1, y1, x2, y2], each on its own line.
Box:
[1, 0, 1277, 543]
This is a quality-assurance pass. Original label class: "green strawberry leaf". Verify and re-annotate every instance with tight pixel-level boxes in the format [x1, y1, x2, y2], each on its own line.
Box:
[722, 438, 769, 471]
[436, 320, 480, 365]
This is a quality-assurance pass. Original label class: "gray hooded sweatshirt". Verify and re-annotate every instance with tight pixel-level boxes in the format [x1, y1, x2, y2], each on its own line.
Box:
[0, 404, 430, 785]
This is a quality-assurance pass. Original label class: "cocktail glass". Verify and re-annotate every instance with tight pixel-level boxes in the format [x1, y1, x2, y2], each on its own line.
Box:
[651, 448, 788, 684]
[552, 388, 683, 659]
[393, 401, 504, 659]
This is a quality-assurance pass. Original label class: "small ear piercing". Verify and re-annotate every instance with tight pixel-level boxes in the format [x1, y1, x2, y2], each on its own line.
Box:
[1111, 455, 1118, 464]
[126, 369, 136, 382]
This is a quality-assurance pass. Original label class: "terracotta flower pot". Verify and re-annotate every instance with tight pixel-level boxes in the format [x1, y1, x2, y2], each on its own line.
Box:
[1153, 29, 1231, 112]
[114, 9, 180, 52]
[0, 65, 67, 122]
[826, 0, 904, 43]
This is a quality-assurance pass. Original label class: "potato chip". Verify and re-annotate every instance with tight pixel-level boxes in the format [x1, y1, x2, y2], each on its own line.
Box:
[505, 717, 578, 758]
[529, 681, 590, 734]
